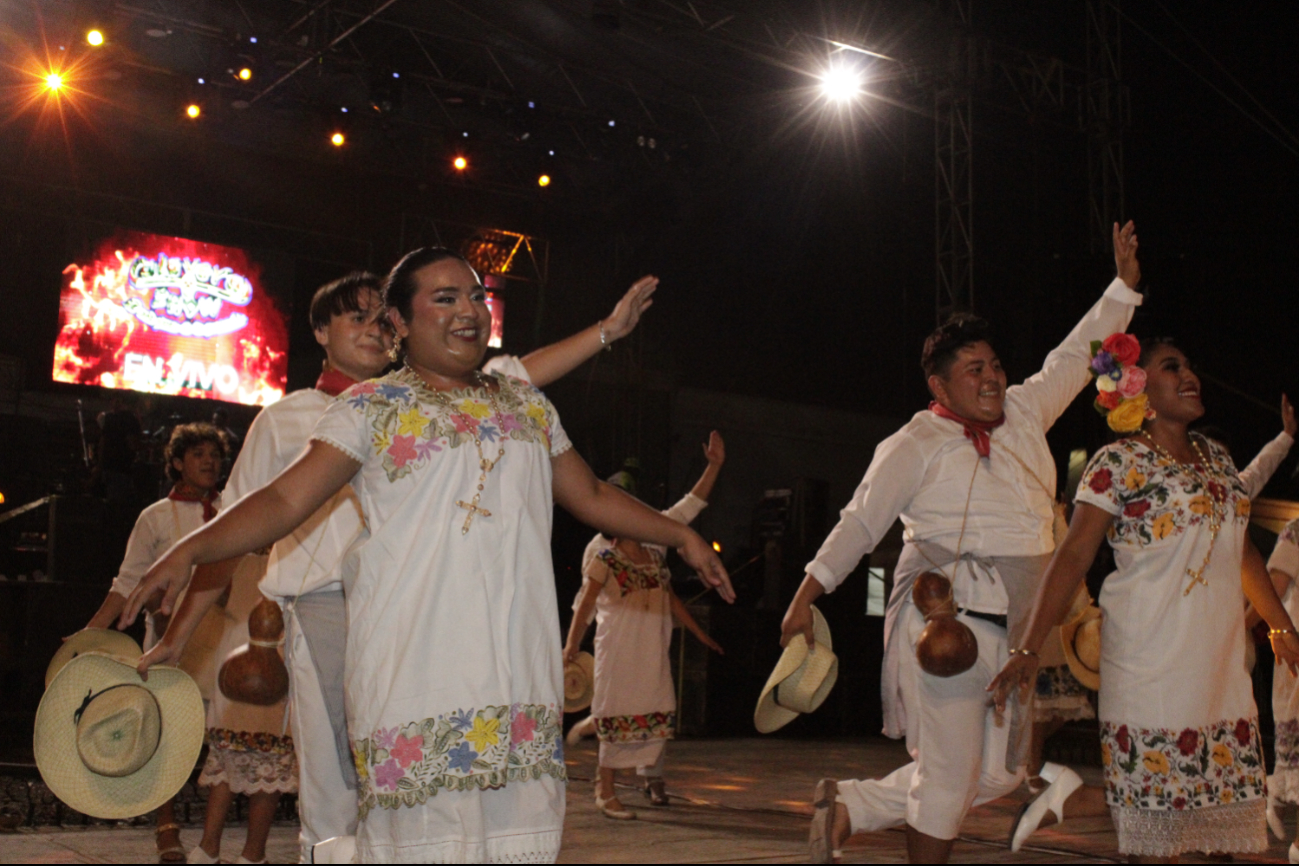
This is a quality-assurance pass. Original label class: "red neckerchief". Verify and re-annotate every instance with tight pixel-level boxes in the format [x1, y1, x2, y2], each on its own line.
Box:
[168, 482, 217, 522]
[929, 401, 1006, 459]
[315, 367, 358, 397]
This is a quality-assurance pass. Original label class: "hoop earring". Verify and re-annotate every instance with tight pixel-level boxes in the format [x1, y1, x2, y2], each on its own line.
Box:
[388, 335, 402, 364]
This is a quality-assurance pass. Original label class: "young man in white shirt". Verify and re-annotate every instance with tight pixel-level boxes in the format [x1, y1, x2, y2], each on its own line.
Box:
[134, 267, 659, 862]
[782, 223, 1144, 863]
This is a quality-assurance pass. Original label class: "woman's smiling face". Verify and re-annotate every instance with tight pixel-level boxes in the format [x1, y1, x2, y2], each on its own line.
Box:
[1141, 343, 1204, 425]
[389, 258, 491, 380]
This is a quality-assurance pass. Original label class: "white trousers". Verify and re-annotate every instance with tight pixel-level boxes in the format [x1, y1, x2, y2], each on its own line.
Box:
[838, 608, 1024, 841]
[286, 608, 358, 863]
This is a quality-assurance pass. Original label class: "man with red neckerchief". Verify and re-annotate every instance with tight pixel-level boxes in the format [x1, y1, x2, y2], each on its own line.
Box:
[782, 222, 1144, 864]
[135, 270, 659, 863]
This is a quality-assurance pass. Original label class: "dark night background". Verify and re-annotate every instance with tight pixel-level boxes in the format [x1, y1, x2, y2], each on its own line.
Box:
[1, 0, 1297, 751]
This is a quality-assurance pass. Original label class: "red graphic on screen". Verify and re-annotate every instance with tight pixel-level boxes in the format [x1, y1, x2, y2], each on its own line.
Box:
[52, 231, 289, 405]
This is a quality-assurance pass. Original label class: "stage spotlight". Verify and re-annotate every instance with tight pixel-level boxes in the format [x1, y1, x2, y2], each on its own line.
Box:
[453, 155, 467, 171]
[237, 67, 252, 81]
[186, 103, 201, 119]
[538, 174, 551, 187]
[331, 132, 345, 147]
[86, 29, 104, 47]
[819, 63, 863, 103]
[712, 540, 722, 553]
[44, 72, 64, 92]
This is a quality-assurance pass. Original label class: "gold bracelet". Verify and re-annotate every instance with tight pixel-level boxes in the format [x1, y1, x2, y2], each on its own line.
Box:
[1008, 647, 1038, 658]
[1270, 627, 1295, 638]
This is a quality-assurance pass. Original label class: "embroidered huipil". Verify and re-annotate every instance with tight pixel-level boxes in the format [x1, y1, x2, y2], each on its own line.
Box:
[1076, 436, 1265, 858]
[578, 494, 706, 768]
[805, 278, 1142, 738]
[312, 368, 569, 864]
[1268, 519, 1299, 802]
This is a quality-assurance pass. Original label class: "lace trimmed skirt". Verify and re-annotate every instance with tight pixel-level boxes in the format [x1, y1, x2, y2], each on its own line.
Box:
[197, 728, 299, 796]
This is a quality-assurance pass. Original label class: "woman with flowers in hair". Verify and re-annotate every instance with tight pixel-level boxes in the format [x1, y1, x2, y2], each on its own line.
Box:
[991, 335, 1299, 860]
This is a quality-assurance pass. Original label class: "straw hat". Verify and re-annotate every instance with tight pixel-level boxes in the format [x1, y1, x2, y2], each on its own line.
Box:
[755, 606, 838, 734]
[34, 651, 205, 820]
[564, 652, 596, 713]
[1060, 605, 1102, 691]
[46, 629, 143, 689]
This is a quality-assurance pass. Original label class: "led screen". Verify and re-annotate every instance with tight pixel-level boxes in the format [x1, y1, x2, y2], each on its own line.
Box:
[52, 231, 289, 405]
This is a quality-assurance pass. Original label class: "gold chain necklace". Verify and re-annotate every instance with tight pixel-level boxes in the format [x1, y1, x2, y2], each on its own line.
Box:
[412, 368, 508, 535]
[1140, 431, 1227, 595]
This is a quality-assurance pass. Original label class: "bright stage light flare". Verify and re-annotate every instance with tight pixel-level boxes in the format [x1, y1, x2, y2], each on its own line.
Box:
[537, 174, 551, 187]
[330, 132, 345, 147]
[237, 67, 252, 81]
[44, 72, 64, 91]
[86, 30, 104, 47]
[453, 156, 467, 171]
[186, 104, 201, 119]
[819, 64, 863, 103]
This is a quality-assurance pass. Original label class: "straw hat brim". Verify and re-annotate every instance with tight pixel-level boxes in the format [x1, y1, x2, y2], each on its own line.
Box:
[1060, 605, 1102, 692]
[754, 606, 838, 734]
[46, 629, 143, 690]
[35, 652, 205, 820]
[564, 652, 596, 713]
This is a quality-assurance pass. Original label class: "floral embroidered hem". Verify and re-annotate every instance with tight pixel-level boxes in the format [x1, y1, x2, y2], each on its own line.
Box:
[594, 711, 675, 744]
[352, 703, 566, 818]
[198, 728, 298, 796]
[1032, 665, 1095, 724]
[1100, 717, 1266, 811]
[1111, 798, 1266, 857]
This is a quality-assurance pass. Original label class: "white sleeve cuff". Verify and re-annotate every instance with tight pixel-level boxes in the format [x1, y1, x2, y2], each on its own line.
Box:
[1278, 431, 1295, 447]
[806, 560, 839, 594]
[1102, 276, 1143, 306]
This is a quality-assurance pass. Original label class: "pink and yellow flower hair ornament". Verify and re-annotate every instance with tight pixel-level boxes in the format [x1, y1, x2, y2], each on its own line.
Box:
[1089, 333, 1152, 433]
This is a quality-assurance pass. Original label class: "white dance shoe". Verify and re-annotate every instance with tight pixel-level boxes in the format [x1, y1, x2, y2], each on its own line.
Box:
[595, 794, 636, 820]
[312, 835, 357, 863]
[1009, 765, 1083, 852]
[185, 847, 217, 864]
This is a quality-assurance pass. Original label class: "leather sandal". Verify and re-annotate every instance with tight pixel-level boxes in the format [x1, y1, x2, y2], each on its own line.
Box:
[595, 794, 636, 820]
[644, 778, 670, 806]
[809, 778, 844, 864]
[154, 823, 186, 864]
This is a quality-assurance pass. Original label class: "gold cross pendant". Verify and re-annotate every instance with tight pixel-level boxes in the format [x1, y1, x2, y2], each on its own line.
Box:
[456, 499, 492, 534]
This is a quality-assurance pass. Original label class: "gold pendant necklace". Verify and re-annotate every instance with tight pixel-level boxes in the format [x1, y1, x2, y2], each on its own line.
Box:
[1140, 431, 1227, 595]
[420, 369, 508, 535]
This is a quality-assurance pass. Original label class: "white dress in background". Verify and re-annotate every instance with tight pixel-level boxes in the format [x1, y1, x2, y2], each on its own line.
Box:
[1076, 434, 1265, 858]
[1269, 519, 1299, 802]
[312, 368, 570, 864]
[197, 552, 298, 797]
[579, 493, 706, 774]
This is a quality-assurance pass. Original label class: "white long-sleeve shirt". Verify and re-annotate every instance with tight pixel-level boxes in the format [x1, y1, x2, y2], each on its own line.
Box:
[1239, 431, 1294, 500]
[806, 278, 1143, 610]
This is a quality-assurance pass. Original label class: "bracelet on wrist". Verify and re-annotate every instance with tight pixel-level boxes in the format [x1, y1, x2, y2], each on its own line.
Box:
[1270, 627, 1295, 638]
[598, 321, 612, 351]
[1008, 647, 1038, 658]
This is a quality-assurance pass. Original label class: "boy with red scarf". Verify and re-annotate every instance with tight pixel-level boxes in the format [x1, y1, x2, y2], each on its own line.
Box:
[782, 223, 1144, 863]
[82, 422, 227, 863]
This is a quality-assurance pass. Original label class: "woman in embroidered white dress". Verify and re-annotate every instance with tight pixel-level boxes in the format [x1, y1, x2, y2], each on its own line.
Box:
[564, 432, 726, 819]
[124, 247, 734, 864]
[992, 337, 1299, 862]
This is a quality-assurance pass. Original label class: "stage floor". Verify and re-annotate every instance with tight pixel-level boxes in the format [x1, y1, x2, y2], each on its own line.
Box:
[0, 736, 1289, 863]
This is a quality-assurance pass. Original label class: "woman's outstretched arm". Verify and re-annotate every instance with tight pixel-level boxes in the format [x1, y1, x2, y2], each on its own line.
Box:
[551, 448, 735, 603]
[987, 501, 1113, 712]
